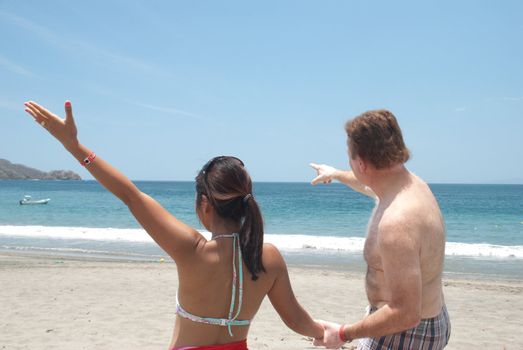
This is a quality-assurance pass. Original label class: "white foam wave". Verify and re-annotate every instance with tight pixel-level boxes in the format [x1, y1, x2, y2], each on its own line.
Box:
[445, 242, 523, 259]
[265, 234, 365, 253]
[0, 225, 154, 243]
[0, 244, 166, 260]
[1, 225, 522, 259]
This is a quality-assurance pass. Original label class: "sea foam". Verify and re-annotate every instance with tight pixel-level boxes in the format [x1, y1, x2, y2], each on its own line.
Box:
[0, 225, 522, 259]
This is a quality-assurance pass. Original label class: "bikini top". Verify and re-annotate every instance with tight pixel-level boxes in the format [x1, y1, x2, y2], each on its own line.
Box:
[176, 233, 251, 337]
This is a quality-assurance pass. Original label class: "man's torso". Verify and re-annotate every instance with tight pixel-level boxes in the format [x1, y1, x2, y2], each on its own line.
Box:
[363, 174, 446, 318]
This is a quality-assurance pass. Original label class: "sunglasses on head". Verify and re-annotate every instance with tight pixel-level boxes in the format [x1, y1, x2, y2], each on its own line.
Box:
[201, 156, 244, 175]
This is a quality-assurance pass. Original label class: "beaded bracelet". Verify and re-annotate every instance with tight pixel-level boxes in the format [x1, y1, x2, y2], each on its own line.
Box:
[339, 324, 351, 343]
[81, 152, 96, 166]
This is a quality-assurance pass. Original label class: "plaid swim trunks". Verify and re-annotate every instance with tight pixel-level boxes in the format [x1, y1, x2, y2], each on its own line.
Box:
[357, 305, 451, 350]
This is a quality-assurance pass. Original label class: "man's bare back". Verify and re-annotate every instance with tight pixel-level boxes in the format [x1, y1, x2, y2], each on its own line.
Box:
[364, 172, 445, 318]
[311, 109, 450, 348]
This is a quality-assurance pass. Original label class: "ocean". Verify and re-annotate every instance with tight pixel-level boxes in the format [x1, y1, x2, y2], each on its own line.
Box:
[1, 180, 522, 278]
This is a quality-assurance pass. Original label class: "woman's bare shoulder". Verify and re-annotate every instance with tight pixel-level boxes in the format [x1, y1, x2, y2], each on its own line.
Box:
[262, 243, 287, 273]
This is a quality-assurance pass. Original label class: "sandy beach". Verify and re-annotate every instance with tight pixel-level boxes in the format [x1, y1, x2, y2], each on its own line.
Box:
[1, 253, 522, 350]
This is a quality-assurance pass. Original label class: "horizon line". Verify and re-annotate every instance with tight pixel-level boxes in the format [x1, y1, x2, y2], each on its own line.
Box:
[3, 179, 521, 186]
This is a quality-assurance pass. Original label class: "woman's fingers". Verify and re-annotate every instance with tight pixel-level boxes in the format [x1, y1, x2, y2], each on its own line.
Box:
[24, 102, 40, 117]
[26, 101, 55, 119]
[64, 100, 75, 125]
[24, 99, 78, 146]
[26, 101, 65, 128]
[25, 102, 49, 129]
[24, 102, 48, 126]
[24, 107, 37, 120]
[24, 102, 49, 120]
[24, 101, 64, 134]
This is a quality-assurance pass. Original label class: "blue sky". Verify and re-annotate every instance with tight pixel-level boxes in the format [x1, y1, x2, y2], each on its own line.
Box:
[1, 1, 522, 183]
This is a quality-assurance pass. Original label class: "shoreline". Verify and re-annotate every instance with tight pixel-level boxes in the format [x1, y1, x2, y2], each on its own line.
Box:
[2, 253, 523, 349]
[2, 245, 523, 282]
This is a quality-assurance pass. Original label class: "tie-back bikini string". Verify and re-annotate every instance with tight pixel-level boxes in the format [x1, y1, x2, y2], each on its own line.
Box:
[214, 233, 243, 337]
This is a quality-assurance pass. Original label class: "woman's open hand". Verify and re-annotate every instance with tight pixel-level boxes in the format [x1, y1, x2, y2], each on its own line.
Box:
[24, 100, 79, 150]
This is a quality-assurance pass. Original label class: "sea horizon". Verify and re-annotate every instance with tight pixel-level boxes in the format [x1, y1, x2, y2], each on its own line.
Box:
[3, 178, 523, 185]
[1, 180, 522, 279]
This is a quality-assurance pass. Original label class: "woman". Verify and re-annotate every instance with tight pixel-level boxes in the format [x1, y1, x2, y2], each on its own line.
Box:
[24, 100, 325, 350]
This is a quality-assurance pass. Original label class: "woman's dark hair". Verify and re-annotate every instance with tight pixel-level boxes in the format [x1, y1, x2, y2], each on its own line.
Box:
[195, 156, 265, 280]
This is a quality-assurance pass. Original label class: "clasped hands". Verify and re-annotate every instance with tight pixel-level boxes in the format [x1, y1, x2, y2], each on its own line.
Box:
[313, 320, 348, 349]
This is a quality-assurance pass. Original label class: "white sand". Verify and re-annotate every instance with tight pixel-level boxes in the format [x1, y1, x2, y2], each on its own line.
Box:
[1, 253, 522, 349]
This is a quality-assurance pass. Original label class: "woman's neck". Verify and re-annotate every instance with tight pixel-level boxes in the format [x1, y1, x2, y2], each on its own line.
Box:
[208, 218, 241, 237]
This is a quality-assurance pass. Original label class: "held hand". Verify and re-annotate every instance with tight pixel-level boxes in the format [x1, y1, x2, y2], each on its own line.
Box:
[310, 163, 337, 185]
[312, 320, 345, 349]
[24, 100, 78, 149]
[312, 319, 325, 345]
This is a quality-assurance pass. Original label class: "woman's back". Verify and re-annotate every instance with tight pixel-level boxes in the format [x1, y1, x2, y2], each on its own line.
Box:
[171, 240, 282, 348]
[20, 102, 323, 350]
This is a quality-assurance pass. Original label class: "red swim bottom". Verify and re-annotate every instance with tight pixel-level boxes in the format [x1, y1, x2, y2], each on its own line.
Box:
[172, 339, 248, 350]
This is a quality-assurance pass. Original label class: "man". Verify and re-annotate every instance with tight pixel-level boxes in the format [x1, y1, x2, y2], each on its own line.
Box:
[310, 110, 450, 349]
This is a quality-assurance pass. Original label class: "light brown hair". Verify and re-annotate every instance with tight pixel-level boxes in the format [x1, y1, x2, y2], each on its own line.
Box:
[345, 109, 410, 169]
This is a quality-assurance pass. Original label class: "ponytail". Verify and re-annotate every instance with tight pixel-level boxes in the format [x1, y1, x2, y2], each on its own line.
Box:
[195, 156, 266, 281]
[239, 195, 265, 281]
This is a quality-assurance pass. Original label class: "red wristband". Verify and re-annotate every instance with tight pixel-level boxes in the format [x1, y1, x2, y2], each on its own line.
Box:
[81, 152, 96, 166]
[339, 324, 350, 342]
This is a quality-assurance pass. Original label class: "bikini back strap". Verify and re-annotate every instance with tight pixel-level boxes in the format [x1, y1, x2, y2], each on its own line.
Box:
[226, 233, 244, 336]
[176, 295, 249, 328]
[175, 233, 248, 336]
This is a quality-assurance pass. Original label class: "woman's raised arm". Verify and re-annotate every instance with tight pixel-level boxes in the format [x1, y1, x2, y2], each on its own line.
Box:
[24, 100, 204, 260]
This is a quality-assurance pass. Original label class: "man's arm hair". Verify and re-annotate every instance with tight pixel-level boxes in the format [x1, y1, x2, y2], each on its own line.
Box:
[333, 170, 377, 199]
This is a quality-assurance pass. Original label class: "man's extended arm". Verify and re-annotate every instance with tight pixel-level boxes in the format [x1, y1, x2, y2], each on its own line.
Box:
[310, 163, 376, 199]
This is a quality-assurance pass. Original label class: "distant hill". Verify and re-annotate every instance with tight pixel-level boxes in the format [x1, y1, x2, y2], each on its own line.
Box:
[0, 159, 81, 180]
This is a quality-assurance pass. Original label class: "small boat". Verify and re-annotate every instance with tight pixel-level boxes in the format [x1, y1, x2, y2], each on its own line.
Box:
[19, 195, 51, 205]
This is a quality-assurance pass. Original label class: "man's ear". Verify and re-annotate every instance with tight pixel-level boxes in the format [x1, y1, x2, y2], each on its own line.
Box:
[358, 158, 367, 174]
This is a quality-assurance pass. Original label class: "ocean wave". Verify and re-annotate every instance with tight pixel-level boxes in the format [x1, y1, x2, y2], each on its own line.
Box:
[0, 244, 162, 259]
[1, 225, 522, 259]
[0, 225, 154, 243]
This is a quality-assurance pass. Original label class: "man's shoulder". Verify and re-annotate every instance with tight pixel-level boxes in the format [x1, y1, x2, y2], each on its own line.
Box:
[381, 198, 421, 227]
[378, 211, 413, 237]
[377, 215, 420, 253]
[387, 181, 436, 220]
[378, 201, 426, 243]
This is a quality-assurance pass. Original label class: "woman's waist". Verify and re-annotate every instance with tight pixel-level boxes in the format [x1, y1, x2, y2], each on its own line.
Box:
[171, 339, 248, 350]
[172, 318, 250, 349]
